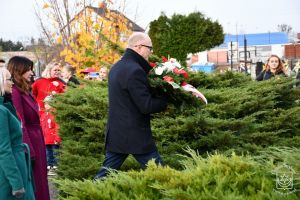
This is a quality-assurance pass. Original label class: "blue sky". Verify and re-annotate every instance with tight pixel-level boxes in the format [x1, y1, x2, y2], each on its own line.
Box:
[0, 0, 299, 42]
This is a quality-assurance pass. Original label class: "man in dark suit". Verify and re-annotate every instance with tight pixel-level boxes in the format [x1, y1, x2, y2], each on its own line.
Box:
[94, 32, 167, 179]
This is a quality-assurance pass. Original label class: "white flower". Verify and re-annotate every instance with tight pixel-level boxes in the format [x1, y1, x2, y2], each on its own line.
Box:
[51, 91, 57, 95]
[52, 81, 59, 87]
[154, 67, 164, 75]
[163, 61, 175, 72]
[169, 58, 182, 68]
[169, 58, 176, 62]
[174, 61, 182, 68]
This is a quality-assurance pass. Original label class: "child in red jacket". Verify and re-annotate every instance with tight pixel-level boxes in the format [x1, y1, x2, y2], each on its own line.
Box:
[40, 96, 61, 175]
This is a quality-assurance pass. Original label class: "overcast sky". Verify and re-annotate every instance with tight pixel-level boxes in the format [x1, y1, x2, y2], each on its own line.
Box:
[0, 0, 299, 42]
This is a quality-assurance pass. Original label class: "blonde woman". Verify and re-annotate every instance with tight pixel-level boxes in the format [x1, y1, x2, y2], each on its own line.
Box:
[97, 67, 108, 81]
[32, 62, 65, 115]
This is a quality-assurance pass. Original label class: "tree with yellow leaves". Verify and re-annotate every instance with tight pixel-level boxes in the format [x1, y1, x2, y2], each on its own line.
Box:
[35, 0, 137, 70]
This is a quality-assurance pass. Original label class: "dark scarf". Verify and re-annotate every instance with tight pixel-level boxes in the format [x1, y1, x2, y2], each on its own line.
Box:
[3, 93, 12, 103]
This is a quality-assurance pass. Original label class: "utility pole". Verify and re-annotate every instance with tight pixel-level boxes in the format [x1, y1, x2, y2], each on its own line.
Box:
[236, 23, 239, 66]
[230, 41, 233, 71]
[244, 35, 248, 74]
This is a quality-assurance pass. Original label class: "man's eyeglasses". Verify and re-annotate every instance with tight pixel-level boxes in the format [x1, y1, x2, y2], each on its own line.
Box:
[140, 44, 153, 52]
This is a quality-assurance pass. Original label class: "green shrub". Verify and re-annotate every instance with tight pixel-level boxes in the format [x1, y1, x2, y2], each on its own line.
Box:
[52, 81, 108, 179]
[55, 148, 300, 199]
[52, 72, 300, 180]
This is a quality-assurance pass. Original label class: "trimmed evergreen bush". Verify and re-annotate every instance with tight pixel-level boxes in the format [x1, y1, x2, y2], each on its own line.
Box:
[55, 148, 300, 199]
[53, 81, 109, 179]
[52, 72, 300, 180]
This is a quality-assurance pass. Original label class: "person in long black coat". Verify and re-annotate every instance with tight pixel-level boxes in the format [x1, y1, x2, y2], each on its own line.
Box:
[94, 32, 167, 179]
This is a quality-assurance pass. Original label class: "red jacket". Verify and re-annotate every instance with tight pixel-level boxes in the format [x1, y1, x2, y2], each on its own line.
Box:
[40, 111, 61, 145]
[32, 77, 65, 113]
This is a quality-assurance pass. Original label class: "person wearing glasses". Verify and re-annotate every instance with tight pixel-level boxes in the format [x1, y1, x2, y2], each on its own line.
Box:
[0, 65, 35, 200]
[94, 32, 167, 180]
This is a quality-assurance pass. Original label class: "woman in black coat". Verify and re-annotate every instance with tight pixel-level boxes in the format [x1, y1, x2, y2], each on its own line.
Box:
[61, 64, 80, 85]
[256, 55, 287, 81]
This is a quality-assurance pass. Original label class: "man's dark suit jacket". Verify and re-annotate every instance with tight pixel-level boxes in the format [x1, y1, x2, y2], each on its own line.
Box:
[105, 48, 167, 154]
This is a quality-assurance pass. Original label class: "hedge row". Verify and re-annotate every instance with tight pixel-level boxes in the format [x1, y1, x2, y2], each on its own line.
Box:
[52, 72, 300, 180]
[55, 147, 300, 199]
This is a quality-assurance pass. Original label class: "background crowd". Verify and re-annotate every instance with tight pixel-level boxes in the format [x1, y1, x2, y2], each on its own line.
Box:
[0, 56, 85, 199]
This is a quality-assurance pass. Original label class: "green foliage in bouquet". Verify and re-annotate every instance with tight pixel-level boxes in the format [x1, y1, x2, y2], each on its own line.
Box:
[55, 148, 300, 199]
[148, 73, 202, 108]
[52, 72, 300, 181]
[148, 56, 207, 107]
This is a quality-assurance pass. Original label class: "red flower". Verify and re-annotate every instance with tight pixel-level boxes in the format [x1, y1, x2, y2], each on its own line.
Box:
[149, 62, 157, 68]
[173, 68, 180, 74]
[163, 75, 174, 82]
[161, 56, 168, 62]
[173, 68, 189, 79]
[181, 70, 189, 79]
[181, 81, 188, 87]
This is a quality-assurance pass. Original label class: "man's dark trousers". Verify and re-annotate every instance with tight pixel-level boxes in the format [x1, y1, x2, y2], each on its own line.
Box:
[94, 150, 163, 179]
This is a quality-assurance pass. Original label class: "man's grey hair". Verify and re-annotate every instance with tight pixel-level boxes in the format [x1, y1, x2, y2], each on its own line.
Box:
[127, 32, 149, 48]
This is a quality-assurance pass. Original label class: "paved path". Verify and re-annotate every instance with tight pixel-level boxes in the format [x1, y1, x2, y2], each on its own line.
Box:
[48, 177, 58, 200]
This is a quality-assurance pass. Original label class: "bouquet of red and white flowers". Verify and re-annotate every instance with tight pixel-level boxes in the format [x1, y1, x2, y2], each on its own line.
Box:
[148, 56, 207, 107]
